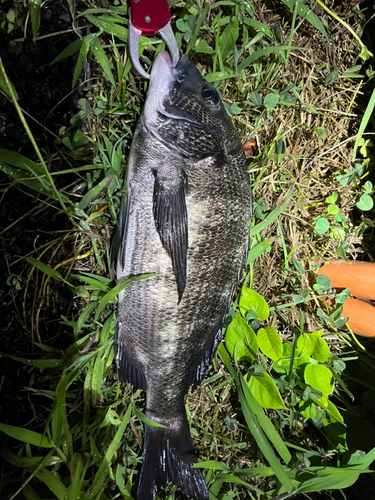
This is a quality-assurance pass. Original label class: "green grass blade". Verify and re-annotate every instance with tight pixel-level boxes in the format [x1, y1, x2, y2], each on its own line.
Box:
[26, 257, 69, 284]
[0, 61, 19, 100]
[0, 423, 53, 448]
[67, 452, 84, 500]
[0, 149, 44, 175]
[237, 46, 302, 73]
[0, 163, 67, 201]
[90, 35, 116, 87]
[94, 273, 155, 321]
[280, 0, 328, 40]
[35, 469, 68, 500]
[29, 0, 42, 41]
[55, 374, 73, 457]
[294, 466, 364, 494]
[72, 36, 92, 88]
[251, 187, 293, 238]
[83, 405, 132, 500]
[238, 380, 293, 493]
[246, 238, 274, 264]
[50, 39, 83, 65]
[352, 88, 375, 161]
[2, 353, 67, 369]
[241, 376, 292, 465]
[186, 4, 210, 55]
[85, 15, 128, 41]
[22, 485, 43, 500]
[0, 61, 69, 213]
[218, 346, 293, 492]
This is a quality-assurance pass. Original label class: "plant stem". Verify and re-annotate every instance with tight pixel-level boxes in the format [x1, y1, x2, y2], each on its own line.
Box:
[0, 58, 69, 214]
[315, 0, 373, 59]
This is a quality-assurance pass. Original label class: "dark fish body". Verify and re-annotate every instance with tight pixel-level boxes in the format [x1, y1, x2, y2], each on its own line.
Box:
[111, 52, 251, 499]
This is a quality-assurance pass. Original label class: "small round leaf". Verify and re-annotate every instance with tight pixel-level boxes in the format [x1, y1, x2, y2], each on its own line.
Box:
[315, 218, 330, 234]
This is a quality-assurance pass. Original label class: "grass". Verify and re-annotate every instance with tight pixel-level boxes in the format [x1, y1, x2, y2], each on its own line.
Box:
[1, 0, 375, 499]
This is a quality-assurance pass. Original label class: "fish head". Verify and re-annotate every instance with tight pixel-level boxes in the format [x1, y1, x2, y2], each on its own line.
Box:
[144, 51, 236, 159]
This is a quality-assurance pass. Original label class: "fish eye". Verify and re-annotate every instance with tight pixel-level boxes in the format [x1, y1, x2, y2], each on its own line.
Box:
[202, 87, 219, 107]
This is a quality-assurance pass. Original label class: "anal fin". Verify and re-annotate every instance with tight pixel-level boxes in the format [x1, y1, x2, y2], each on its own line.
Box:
[114, 325, 146, 391]
[187, 328, 222, 391]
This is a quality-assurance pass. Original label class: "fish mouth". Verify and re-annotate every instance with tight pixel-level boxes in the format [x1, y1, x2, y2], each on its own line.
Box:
[150, 51, 190, 83]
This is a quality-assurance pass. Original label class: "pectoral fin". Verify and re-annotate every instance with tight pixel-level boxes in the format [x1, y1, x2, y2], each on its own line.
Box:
[153, 171, 187, 303]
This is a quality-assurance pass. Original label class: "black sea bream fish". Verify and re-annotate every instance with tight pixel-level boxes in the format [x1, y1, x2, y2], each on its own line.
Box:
[111, 51, 251, 500]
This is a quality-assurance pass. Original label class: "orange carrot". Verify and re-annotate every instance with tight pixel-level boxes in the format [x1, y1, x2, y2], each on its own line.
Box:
[341, 298, 375, 338]
[316, 259, 375, 301]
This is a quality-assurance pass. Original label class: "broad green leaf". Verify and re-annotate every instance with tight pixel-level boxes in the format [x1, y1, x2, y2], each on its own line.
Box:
[0, 423, 53, 448]
[304, 364, 334, 398]
[23, 485, 43, 500]
[320, 398, 344, 424]
[90, 36, 116, 87]
[315, 126, 327, 140]
[352, 88, 375, 161]
[247, 372, 286, 410]
[75, 301, 97, 335]
[300, 400, 318, 420]
[295, 466, 363, 494]
[195, 39, 215, 54]
[225, 313, 258, 361]
[94, 273, 155, 321]
[264, 93, 279, 109]
[91, 351, 105, 405]
[239, 286, 269, 320]
[249, 92, 263, 106]
[0, 163, 67, 201]
[1, 447, 61, 468]
[356, 193, 373, 211]
[324, 71, 339, 86]
[205, 71, 234, 83]
[257, 327, 282, 362]
[0, 149, 44, 176]
[297, 330, 330, 362]
[315, 218, 329, 234]
[219, 17, 239, 60]
[54, 374, 73, 456]
[4, 353, 66, 369]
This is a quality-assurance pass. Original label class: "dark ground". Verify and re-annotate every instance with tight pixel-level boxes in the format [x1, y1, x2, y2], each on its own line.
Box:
[0, 2, 84, 495]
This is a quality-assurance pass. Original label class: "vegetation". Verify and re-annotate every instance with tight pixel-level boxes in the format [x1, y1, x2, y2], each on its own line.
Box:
[1, 0, 375, 499]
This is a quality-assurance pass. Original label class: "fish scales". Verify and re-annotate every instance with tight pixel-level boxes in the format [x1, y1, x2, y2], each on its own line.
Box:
[111, 52, 252, 500]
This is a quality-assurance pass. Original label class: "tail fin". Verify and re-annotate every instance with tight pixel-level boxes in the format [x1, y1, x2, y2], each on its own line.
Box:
[137, 416, 209, 500]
